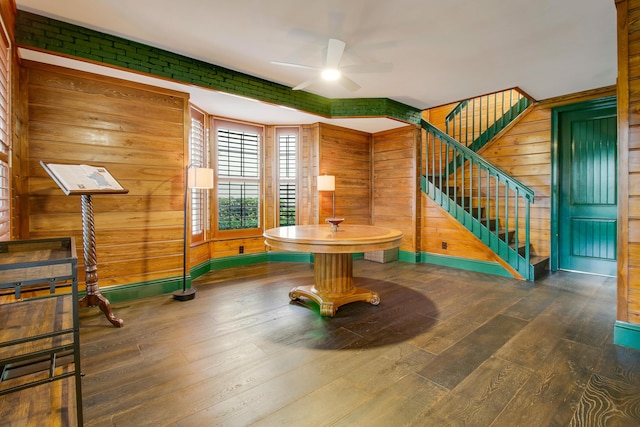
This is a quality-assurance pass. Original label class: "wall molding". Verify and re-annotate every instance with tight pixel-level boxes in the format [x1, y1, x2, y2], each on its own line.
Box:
[614, 321, 640, 350]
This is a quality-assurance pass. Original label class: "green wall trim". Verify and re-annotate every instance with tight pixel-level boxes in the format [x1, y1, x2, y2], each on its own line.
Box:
[210, 253, 269, 270]
[191, 259, 212, 280]
[267, 251, 313, 263]
[86, 251, 518, 304]
[99, 277, 183, 304]
[420, 252, 513, 278]
[399, 250, 420, 263]
[614, 321, 640, 350]
[15, 10, 421, 125]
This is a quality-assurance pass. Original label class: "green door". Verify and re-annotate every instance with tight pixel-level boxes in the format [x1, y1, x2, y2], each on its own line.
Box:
[558, 102, 617, 276]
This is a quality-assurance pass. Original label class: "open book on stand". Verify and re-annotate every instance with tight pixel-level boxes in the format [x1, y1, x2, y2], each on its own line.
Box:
[41, 162, 129, 195]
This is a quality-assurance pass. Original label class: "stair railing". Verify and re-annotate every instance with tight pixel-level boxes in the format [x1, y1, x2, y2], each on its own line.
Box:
[421, 119, 535, 279]
[445, 89, 532, 150]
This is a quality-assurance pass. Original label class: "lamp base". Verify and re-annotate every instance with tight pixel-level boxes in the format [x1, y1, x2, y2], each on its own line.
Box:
[173, 288, 196, 301]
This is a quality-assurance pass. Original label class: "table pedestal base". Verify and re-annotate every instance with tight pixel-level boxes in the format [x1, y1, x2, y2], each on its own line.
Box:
[289, 253, 380, 316]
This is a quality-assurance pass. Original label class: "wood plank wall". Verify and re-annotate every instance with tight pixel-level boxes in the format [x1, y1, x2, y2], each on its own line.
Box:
[617, 0, 639, 324]
[21, 61, 189, 289]
[477, 106, 551, 256]
[299, 124, 320, 225]
[371, 125, 420, 252]
[317, 123, 371, 225]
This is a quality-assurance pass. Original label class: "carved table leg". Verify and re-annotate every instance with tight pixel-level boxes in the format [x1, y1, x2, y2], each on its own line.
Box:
[77, 194, 124, 327]
[289, 252, 380, 316]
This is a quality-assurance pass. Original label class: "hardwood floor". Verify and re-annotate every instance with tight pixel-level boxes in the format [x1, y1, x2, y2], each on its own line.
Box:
[5, 259, 640, 426]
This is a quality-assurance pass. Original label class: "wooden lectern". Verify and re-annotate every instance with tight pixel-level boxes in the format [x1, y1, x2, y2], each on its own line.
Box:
[41, 162, 129, 327]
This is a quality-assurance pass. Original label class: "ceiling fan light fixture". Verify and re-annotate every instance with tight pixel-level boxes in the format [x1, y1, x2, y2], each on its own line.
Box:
[321, 68, 341, 81]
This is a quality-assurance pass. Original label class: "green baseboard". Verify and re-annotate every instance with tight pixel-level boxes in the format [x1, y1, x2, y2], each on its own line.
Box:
[210, 252, 269, 270]
[94, 250, 514, 304]
[267, 251, 313, 263]
[98, 276, 184, 304]
[399, 250, 420, 263]
[614, 321, 640, 350]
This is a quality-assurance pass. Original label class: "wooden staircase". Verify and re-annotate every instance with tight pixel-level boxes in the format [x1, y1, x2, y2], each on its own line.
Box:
[422, 116, 549, 281]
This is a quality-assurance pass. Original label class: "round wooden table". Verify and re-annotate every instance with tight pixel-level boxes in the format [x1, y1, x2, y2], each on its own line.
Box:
[264, 224, 403, 316]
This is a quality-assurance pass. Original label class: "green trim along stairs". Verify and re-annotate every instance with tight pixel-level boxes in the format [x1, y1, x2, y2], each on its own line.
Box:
[15, 10, 422, 125]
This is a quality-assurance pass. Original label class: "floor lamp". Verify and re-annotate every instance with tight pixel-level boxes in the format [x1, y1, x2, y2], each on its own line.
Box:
[173, 166, 214, 301]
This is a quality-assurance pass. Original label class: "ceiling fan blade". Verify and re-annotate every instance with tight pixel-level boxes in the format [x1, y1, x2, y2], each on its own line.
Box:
[270, 61, 318, 71]
[325, 38, 346, 69]
[338, 75, 360, 92]
[341, 62, 393, 74]
[292, 78, 317, 91]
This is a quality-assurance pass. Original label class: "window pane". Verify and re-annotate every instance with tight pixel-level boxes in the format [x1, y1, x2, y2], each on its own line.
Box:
[279, 134, 296, 179]
[277, 129, 297, 226]
[217, 129, 259, 178]
[215, 122, 261, 233]
[218, 182, 260, 230]
[279, 182, 296, 226]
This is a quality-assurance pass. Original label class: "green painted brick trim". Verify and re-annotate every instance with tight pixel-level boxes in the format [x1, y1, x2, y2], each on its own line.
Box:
[16, 10, 421, 125]
[420, 252, 514, 278]
[614, 321, 640, 350]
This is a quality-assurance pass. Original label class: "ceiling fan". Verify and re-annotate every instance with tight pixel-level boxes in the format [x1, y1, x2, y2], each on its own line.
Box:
[271, 38, 391, 92]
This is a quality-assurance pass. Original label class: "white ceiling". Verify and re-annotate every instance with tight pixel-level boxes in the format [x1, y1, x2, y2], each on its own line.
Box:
[15, 0, 618, 133]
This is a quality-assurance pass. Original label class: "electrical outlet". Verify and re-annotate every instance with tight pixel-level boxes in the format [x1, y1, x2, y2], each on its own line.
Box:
[441, 241, 447, 250]
[239, 245, 244, 254]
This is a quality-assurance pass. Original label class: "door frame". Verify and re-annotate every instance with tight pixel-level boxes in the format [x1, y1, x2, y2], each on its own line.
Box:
[550, 95, 617, 271]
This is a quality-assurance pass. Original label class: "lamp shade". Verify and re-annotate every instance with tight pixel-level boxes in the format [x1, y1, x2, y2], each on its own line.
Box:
[317, 175, 335, 192]
[188, 167, 214, 189]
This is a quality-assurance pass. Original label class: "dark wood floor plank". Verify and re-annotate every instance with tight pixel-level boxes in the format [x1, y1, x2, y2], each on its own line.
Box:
[4, 261, 640, 427]
[173, 340, 397, 426]
[412, 356, 532, 426]
[596, 344, 640, 387]
[418, 314, 529, 390]
[501, 284, 562, 321]
[249, 377, 373, 427]
[493, 339, 602, 426]
[340, 341, 436, 395]
[494, 291, 589, 370]
[332, 372, 447, 426]
[569, 373, 640, 426]
[410, 291, 525, 355]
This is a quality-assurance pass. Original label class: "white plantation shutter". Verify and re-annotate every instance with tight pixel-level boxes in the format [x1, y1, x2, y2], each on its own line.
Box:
[277, 128, 298, 226]
[215, 120, 262, 232]
[189, 107, 208, 243]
